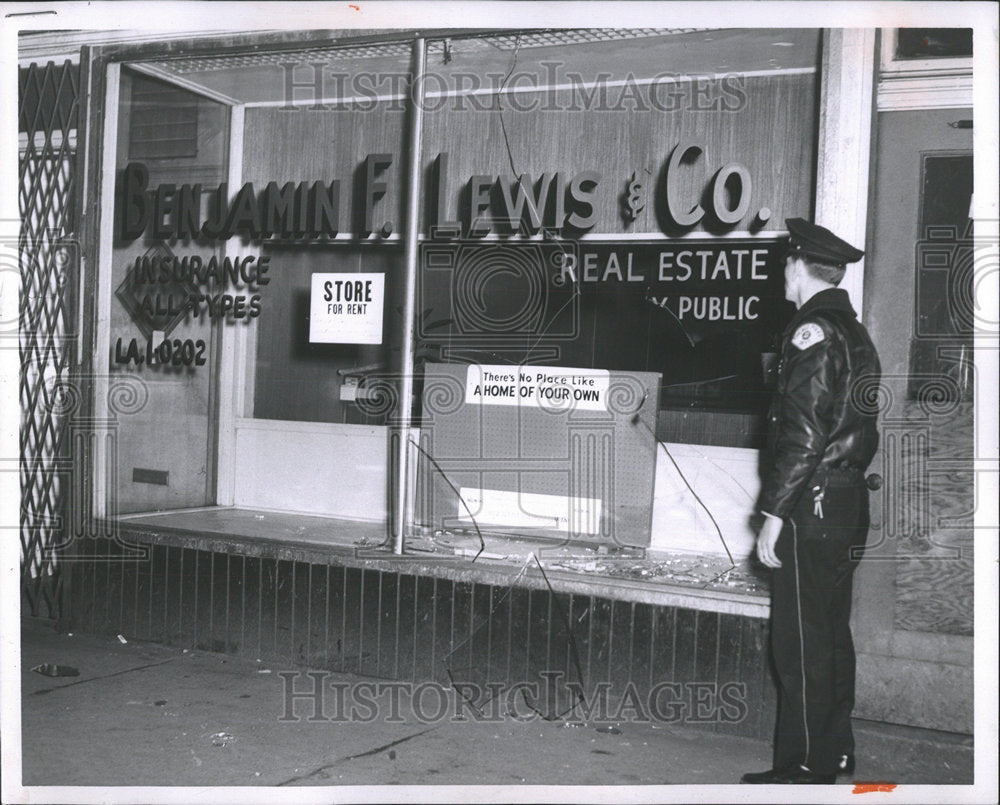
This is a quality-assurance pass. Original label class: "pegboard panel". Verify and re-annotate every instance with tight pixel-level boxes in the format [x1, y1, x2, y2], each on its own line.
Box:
[417, 363, 660, 547]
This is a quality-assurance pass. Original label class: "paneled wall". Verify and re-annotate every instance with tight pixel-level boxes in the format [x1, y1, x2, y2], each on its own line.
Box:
[421, 75, 816, 236]
[242, 74, 816, 237]
[242, 103, 407, 234]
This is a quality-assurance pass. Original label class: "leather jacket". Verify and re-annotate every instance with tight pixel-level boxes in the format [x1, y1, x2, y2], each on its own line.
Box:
[759, 288, 881, 518]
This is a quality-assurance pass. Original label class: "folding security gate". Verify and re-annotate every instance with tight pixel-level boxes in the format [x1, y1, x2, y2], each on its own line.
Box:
[18, 60, 80, 619]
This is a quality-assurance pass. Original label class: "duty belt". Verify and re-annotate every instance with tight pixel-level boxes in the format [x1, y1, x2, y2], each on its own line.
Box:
[817, 465, 865, 487]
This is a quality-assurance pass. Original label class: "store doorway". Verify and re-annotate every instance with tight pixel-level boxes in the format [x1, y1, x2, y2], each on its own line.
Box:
[854, 106, 974, 732]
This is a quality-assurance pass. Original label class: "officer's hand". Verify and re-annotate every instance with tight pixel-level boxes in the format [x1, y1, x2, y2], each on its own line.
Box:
[756, 514, 783, 568]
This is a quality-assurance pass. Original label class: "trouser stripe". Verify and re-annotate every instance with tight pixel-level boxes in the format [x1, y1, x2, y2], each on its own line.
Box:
[790, 517, 810, 765]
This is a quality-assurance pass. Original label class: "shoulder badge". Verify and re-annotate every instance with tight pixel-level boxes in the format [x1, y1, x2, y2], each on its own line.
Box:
[791, 322, 825, 350]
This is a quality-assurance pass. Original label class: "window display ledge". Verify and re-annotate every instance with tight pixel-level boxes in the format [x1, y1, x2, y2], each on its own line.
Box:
[109, 507, 770, 619]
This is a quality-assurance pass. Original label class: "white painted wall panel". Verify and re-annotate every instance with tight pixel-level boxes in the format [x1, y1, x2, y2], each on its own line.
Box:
[233, 422, 758, 553]
[233, 422, 388, 520]
[650, 444, 760, 559]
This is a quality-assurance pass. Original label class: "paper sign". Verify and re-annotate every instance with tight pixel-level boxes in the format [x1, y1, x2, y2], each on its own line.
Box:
[465, 364, 610, 411]
[309, 273, 384, 344]
[458, 488, 602, 535]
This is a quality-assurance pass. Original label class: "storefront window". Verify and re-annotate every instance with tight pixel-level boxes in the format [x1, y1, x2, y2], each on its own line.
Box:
[895, 28, 973, 60]
[251, 243, 402, 423]
[909, 152, 974, 400]
[409, 28, 819, 445]
[107, 28, 823, 519]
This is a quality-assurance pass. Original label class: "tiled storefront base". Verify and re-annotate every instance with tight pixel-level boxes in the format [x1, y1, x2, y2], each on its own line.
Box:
[64, 521, 776, 740]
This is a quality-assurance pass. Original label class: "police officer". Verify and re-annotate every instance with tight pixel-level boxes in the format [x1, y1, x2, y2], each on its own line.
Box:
[742, 218, 881, 784]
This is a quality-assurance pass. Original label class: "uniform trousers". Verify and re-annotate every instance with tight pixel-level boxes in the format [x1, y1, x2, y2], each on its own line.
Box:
[770, 482, 869, 776]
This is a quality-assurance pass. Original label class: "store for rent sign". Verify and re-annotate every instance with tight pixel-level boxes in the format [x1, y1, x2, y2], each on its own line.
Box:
[309, 273, 385, 344]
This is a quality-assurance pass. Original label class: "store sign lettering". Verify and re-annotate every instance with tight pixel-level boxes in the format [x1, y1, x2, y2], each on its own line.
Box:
[417, 240, 784, 357]
[114, 336, 208, 368]
[119, 162, 345, 241]
[663, 141, 762, 227]
[117, 139, 767, 243]
[432, 153, 599, 235]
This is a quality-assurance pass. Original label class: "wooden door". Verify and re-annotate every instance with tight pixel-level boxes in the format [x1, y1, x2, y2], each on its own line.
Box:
[853, 107, 974, 733]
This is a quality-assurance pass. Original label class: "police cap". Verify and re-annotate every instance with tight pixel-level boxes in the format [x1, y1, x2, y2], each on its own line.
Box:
[785, 218, 864, 266]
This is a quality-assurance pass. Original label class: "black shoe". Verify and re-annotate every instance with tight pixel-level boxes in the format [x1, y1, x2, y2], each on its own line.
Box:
[741, 764, 837, 784]
[837, 754, 855, 777]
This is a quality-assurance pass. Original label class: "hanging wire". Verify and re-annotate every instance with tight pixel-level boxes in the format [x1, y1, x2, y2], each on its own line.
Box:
[441, 552, 587, 722]
[408, 437, 485, 562]
[629, 411, 736, 575]
[495, 33, 523, 178]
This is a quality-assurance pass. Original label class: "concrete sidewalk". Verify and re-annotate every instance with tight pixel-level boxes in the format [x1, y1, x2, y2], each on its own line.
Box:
[16, 617, 972, 790]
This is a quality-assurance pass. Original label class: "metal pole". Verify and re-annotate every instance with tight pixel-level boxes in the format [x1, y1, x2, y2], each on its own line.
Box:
[393, 36, 426, 554]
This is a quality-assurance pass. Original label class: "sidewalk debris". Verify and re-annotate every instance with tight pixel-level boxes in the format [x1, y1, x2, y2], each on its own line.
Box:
[596, 725, 622, 735]
[211, 731, 236, 747]
[541, 553, 766, 593]
[453, 547, 508, 560]
[31, 663, 80, 677]
[117, 634, 128, 644]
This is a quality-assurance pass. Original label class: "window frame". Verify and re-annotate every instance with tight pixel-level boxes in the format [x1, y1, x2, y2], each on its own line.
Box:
[880, 28, 973, 77]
